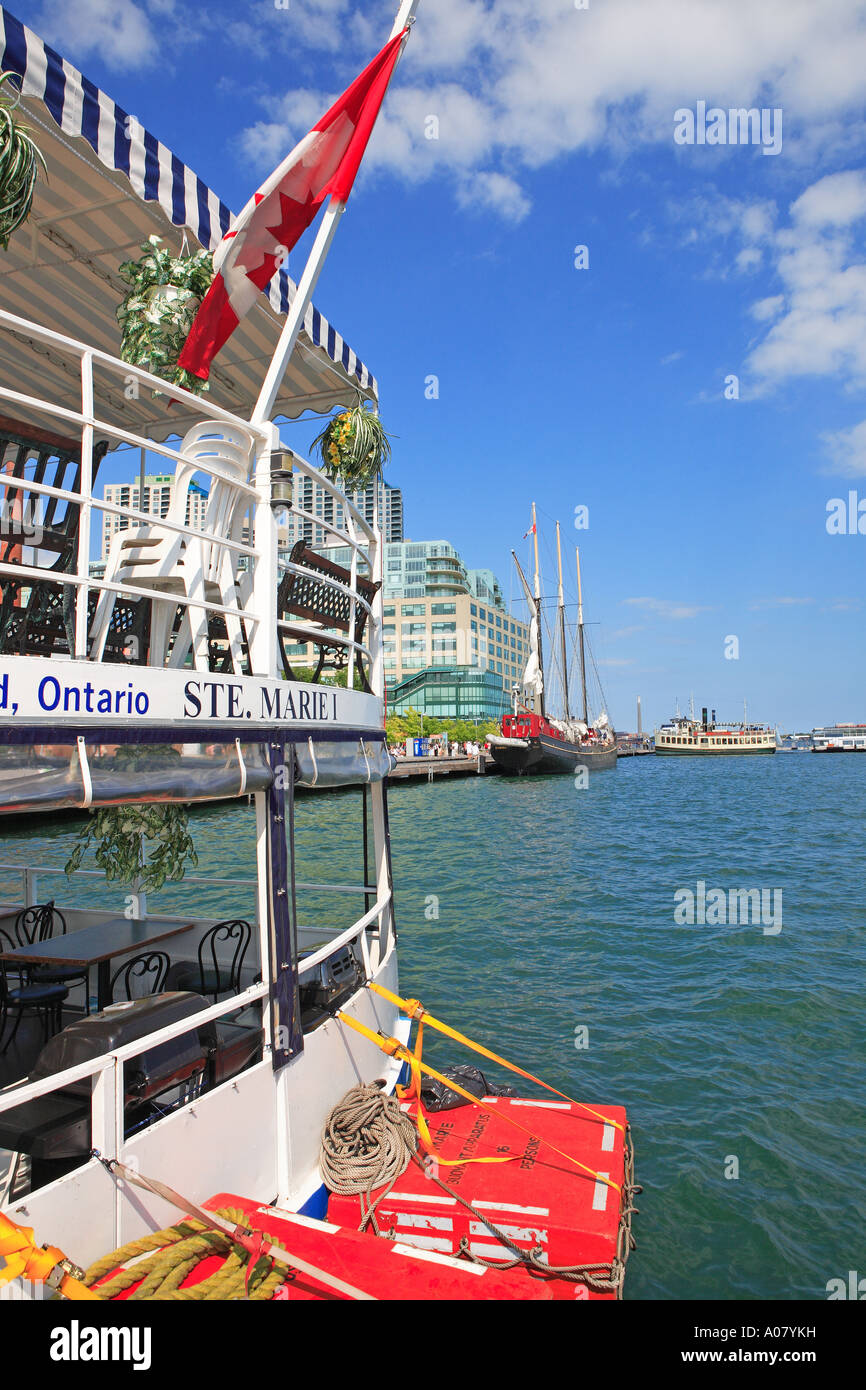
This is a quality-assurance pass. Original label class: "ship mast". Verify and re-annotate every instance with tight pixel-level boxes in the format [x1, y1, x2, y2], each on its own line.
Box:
[531, 503, 546, 718]
[576, 546, 588, 723]
[556, 521, 570, 719]
[512, 507, 546, 719]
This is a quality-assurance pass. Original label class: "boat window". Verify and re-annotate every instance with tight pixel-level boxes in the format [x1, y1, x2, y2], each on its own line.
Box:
[293, 784, 388, 1033]
[0, 740, 271, 816]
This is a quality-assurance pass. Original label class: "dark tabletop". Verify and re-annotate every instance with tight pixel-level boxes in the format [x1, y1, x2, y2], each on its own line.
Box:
[0, 917, 195, 967]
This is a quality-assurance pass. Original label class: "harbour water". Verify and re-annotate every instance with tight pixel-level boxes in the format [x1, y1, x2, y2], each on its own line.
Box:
[2, 753, 863, 1300]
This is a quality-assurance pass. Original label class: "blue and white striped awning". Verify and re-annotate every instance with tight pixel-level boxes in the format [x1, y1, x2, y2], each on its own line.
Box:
[0, 5, 377, 434]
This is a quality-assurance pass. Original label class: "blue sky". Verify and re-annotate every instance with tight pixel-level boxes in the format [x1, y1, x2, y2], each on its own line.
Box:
[17, 0, 866, 731]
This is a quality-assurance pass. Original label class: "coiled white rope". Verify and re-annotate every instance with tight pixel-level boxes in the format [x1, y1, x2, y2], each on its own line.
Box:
[320, 1084, 418, 1234]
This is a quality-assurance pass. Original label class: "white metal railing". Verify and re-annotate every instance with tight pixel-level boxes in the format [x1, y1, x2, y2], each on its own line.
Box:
[0, 901, 392, 1171]
[0, 863, 378, 908]
[0, 310, 384, 687]
[0, 982, 270, 1171]
[287, 506, 370, 555]
[298, 894, 389, 977]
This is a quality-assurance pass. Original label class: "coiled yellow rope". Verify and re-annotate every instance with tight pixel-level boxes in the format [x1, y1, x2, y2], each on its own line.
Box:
[85, 1207, 288, 1301]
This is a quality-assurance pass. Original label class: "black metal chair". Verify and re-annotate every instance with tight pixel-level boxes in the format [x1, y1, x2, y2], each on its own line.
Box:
[15, 901, 91, 1013]
[0, 927, 68, 1055]
[0, 417, 142, 663]
[173, 920, 252, 1003]
[13, 902, 58, 947]
[109, 951, 170, 1003]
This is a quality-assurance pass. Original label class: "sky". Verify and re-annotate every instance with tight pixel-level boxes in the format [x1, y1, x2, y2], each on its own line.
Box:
[14, 0, 866, 731]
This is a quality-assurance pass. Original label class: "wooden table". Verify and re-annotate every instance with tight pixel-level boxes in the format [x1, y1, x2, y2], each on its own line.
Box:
[0, 917, 195, 1011]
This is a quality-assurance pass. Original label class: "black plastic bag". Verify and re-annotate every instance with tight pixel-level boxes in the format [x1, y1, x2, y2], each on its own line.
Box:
[419, 1063, 516, 1112]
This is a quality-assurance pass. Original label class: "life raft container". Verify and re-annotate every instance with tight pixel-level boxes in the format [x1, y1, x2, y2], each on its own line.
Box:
[327, 1094, 636, 1300]
[90, 1194, 555, 1301]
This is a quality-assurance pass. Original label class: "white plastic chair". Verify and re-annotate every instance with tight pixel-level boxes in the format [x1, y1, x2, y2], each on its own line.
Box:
[90, 421, 256, 672]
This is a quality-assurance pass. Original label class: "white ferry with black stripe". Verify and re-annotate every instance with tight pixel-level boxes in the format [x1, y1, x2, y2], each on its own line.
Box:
[654, 709, 776, 755]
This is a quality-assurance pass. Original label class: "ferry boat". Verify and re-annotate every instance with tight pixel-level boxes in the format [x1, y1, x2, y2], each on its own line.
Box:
[0, 5, 637, 1304]
[488, 510, 617, 775]
[654, 708, 776, 755]
[811, 724, 866, 752]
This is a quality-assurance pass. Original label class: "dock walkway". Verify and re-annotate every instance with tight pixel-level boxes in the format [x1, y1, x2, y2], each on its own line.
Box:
[388, 754, 499, 782]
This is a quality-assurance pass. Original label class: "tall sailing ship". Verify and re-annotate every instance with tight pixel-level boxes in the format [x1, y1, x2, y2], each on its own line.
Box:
[488, 507, 617, 775]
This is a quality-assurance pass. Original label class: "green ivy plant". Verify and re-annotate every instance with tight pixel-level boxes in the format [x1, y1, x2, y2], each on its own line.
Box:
[117, 234, 213, 397]
[311, 397, 392, 488]
[65, 802, 198, 896]
[0, 71, 47, 251]
[65, 750, 198, 895]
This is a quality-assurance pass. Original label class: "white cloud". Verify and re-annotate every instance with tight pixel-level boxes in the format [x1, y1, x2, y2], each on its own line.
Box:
[456, 171, 530, 223]
[750, 295, 785, 322]
[790, 170, 866, 228]
[33, 0, 166, 69]
[735, 247, 763, 273]
[748, 597, 815, 610]
[742, 171, 866, 391]
[822, 418, 866, 476]
[238, 0, 866, 221]
[623, 598, 711, 620]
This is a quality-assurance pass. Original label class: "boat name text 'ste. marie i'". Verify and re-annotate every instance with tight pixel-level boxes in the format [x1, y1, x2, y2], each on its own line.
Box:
[0, 665, 359, 725]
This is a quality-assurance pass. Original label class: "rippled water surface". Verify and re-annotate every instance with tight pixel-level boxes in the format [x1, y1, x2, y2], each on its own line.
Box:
[4, 753, 863, 1300]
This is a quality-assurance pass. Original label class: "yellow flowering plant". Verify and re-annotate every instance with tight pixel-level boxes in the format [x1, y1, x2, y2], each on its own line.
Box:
[311, 398, 392, 487]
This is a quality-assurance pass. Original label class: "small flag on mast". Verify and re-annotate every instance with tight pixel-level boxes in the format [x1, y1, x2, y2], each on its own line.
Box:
[179, 29, 408, 381]
[523, 523, 537, 539]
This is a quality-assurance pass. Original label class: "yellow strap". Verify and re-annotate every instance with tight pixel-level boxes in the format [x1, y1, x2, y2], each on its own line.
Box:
[368, 980, 624, 1133]
[401, 1016, 514, 1167]
[337, 1011, 620, 1194]
[0, 1212, 99, 1299]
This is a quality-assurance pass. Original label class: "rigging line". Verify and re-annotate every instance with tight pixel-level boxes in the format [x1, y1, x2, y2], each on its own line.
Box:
[585, 629, 611, 718]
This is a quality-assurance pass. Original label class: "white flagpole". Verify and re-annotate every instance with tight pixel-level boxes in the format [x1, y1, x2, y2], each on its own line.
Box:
[251, 0, 421, 426]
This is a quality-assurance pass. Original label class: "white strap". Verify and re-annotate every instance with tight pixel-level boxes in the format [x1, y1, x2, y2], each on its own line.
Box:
[235, 738, 248, 796]
[76, 736, 93, 807]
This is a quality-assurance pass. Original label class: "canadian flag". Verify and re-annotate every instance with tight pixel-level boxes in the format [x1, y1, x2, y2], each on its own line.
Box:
[179, 29, 407, 381]
[523, 523, 537, 539]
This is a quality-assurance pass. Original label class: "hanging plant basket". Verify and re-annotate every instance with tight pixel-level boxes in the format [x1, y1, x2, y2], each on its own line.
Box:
[0, 70, 47, 252]
[311, 399, 393, 489]
[65, 801, 198, 896]
[116, 234, 213, 397]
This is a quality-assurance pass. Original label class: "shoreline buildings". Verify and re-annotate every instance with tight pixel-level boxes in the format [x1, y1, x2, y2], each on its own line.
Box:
[98, 466, 526, 720]
[100, 472, 209, 559]
[286, 537, 530, 721]
[281, 474, 404, 550]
